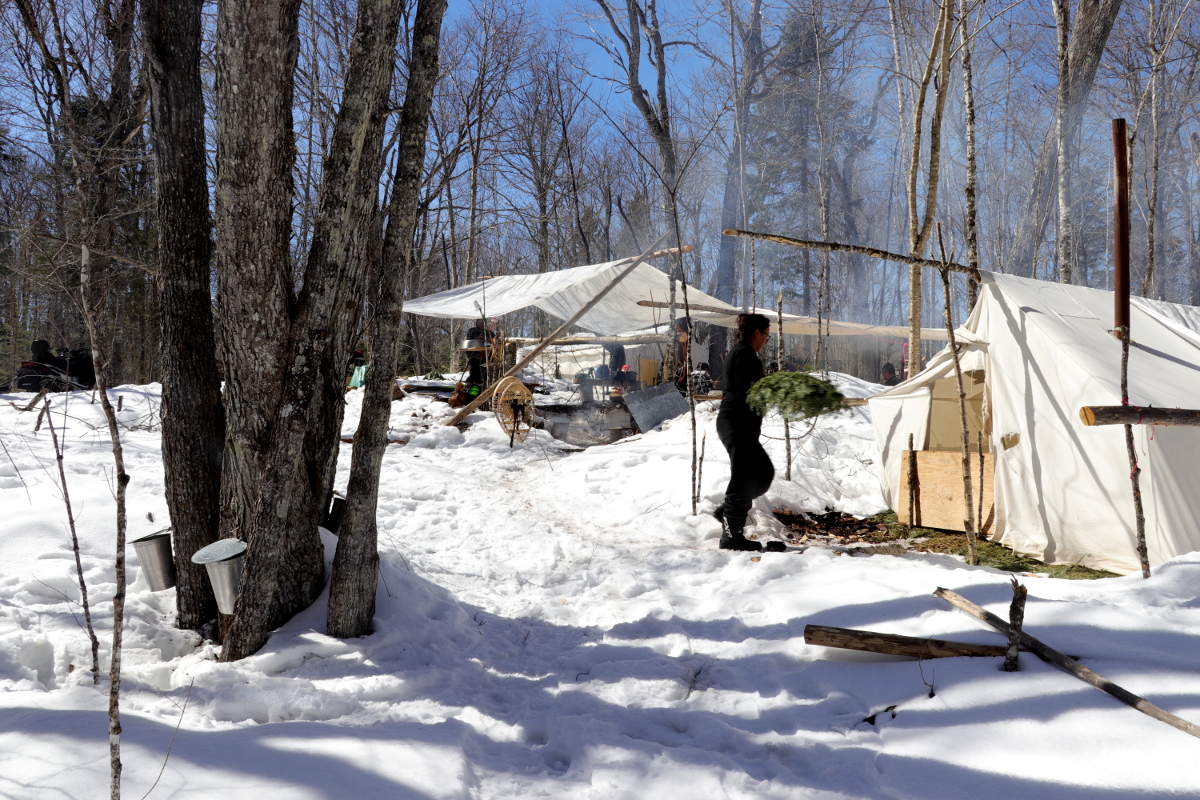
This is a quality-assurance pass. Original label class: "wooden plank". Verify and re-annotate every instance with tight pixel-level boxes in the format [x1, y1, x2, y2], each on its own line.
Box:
[897, 449, 995, 535]
[804, 624, 1011, 658]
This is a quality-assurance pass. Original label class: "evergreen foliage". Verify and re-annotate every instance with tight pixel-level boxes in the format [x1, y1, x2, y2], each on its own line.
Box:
[747, 371, 846, 421]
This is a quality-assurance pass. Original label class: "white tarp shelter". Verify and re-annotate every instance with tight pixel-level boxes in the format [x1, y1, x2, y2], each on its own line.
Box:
[869, 270, 1200, 574]
[403, 257, 723, 335]
[404, 256, 948, 340]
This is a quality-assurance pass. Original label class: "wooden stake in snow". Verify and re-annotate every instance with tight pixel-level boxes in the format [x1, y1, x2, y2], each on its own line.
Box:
[444, 234, 673, 428]
[907, 433, 917, 528]
[1004, 578, 1027, 672]
[935, 587, 1200, 739]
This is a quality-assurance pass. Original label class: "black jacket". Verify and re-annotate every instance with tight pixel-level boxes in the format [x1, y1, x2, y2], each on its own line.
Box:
[718, 341, 765, 432]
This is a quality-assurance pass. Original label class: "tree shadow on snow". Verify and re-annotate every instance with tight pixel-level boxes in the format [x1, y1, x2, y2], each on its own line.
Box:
[8, 572, 1200, 799]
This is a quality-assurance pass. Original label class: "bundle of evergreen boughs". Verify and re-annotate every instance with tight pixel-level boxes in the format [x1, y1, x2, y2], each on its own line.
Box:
[747, 372, 847, 421]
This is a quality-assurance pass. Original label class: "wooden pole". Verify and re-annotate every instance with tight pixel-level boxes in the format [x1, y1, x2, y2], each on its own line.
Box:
[778, 288, 792, 481]
[1004, 578, 1027, 672]
[1113, 119, 1131, 337]
[937, 228, 977, 565]
[804, 624, 1014, 659]
[907, 433, 918, 528]
[505, 333, 672, 346]
[935, 587, 1200, 739]
[1080, 405, 1200, 427]
[444, 233, 672, 427]
[722, 228, 981, 280]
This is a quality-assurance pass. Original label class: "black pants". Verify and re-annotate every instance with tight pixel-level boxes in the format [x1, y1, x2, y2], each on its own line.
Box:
[717, 415, 774, 534]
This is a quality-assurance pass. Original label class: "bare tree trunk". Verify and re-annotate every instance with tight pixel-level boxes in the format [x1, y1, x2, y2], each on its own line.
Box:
[1010, 0, 1124, 276]
[1054, 0, 1074, 284]
[143, 0, 223, 630]
[938, 244, 977, 565]
[961, 7, 981, 308]
[80, 251, 131, 797]
[905, 0, 955, 375]
[328, 0, 447, 638]
[216, 0, 404, 660]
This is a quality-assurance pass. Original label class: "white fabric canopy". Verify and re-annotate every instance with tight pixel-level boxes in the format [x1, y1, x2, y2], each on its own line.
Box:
[403, 257, 730, 336]
[406, 256, 945, 340]
[870, 270, 1200, 574]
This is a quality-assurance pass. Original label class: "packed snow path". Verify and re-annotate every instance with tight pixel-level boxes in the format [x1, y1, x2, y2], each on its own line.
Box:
[3, 383, 1200, 799]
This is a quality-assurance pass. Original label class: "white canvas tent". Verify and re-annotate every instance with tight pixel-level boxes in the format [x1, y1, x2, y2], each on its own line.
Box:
[869, 270, 1200, 574]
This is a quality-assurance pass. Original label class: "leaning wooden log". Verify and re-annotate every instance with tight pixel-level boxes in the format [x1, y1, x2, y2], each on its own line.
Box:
[935, 587, 1200, 739]
[804, 624, 1013, 658]
[1079, 405, 1200, 427]
[722, 228, 981, 281]
[444, 233, 672, 428]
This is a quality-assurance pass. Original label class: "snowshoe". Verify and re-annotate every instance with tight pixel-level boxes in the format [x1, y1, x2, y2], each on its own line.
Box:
[764, 541, 787, 553]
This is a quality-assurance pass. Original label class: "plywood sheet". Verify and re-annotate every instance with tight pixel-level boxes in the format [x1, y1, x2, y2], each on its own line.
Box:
[896, 450, 994, 535]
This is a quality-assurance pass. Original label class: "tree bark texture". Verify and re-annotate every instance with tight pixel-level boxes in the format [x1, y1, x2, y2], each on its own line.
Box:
[328, 0, 448, 639]
[143, 0, 223, 629]
[961, 9, 980, 308]
[216, 0, 403, 660]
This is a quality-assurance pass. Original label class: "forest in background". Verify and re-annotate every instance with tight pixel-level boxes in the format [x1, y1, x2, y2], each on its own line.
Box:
[1, 0, 1197, 382]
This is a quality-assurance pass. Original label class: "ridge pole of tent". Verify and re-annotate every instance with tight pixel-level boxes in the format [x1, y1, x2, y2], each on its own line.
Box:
[443, 233, 673, 428]
[1113, 118, 1130, 338]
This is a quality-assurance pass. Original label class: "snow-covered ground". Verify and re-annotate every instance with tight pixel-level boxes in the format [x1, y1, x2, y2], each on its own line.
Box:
[3, 379, 1200, 799]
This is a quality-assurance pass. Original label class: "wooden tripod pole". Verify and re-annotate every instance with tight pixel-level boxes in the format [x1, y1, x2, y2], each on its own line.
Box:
[444, 233, 672, 427]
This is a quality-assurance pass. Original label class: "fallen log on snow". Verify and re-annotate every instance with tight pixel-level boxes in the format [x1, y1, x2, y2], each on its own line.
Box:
[804, 624, 1014, 658]
[935, 587, 1200, 739]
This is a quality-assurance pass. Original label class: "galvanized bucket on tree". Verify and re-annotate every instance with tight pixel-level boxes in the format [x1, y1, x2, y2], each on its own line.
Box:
[130, 530, 176, 592]
[191, 539, 248, 615]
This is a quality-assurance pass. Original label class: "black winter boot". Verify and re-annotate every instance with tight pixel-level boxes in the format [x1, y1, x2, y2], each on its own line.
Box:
[719, 515, 762, 552]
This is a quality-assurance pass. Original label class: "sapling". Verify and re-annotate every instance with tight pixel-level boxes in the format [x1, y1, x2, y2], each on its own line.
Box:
[44, 396, 101, 683]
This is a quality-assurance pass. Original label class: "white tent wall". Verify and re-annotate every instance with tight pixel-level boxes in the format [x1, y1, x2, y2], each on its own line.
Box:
[871, 270, 1200, 575]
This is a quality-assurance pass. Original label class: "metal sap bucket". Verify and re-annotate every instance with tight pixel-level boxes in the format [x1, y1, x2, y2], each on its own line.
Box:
[130, 530, 176, 592]
[191, 539, 248, 615]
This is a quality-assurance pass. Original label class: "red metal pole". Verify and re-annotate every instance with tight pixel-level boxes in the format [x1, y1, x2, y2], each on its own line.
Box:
[1113, 118, 1130, 338]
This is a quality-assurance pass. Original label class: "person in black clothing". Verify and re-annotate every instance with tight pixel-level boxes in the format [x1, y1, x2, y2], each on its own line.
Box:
[879, 362, 901, 386]
[714, 313, 782, 552]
